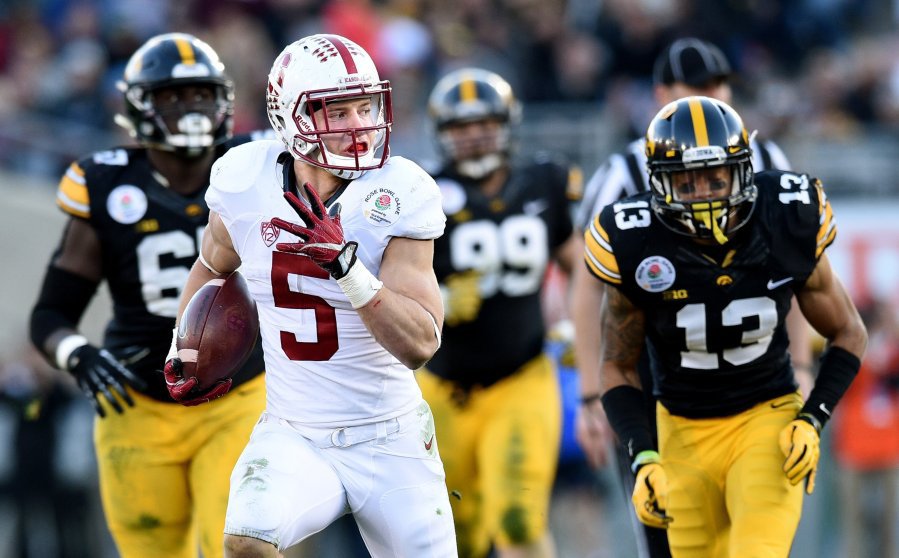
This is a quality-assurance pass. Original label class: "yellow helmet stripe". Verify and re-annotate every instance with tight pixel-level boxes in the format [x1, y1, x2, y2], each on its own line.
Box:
[459, 76, 477, 102]
[688, 97, 709, 146]
[174, 37, 196, 65]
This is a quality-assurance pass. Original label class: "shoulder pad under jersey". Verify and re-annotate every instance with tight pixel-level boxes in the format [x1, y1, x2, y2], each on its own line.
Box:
[56, 147, 136, 219]
[350, 156, 446, 240]
[210, 140, 282, 195]
[754, 170, 836, 263]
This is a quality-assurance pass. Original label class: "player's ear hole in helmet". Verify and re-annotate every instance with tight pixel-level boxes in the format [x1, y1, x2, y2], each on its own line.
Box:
[265, 34, 392, 181]
[427, 68, 522, 180]
[645, 95, 756, 245]
[115, 32, 234, 157]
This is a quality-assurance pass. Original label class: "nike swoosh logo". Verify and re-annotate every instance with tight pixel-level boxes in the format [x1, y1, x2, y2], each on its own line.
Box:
[771, 400, 792, 409]
[424, 435, 434, 451]
[819, 403, 831, 417]
[767, 277, 794, 290]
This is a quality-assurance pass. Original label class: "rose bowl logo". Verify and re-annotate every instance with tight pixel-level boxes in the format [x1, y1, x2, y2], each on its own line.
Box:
[363, 187, 401, 226]
[375, 194, 392, 210]
[635, 256, 676, 293]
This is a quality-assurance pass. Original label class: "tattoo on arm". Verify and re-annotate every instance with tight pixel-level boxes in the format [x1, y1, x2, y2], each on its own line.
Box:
[601, 286, 645, 385]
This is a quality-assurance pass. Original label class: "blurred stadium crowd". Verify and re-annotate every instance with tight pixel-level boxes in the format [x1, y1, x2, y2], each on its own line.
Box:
[2, 1, 899, 557]
[2, 0, 899, 189]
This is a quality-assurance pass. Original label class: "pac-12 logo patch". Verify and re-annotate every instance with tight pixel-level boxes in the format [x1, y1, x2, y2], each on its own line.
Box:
[260, 221, 280, 247]
[107, 185, 148, 224]
[363, 187, 401, 226]
[635, 256, 676, 293]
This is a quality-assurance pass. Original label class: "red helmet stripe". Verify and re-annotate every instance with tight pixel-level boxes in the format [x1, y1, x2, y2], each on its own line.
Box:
[322, 35, 358, 74]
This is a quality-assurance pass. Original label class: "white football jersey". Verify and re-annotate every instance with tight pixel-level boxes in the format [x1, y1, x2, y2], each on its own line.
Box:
[206, 140, 446, 426]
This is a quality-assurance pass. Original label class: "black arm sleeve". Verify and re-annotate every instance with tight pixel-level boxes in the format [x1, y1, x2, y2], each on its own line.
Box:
[30, 265, 100, 354]
[602, 385, 656, 460]
[800, 345, 861, 428]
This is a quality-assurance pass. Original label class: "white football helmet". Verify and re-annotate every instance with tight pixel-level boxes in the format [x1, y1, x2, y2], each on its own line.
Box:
[266, 34, 392, 180]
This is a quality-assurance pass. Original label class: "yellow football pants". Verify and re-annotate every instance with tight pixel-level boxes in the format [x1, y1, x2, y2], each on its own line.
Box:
[418, 354, 561, 558]
[657, 392, 805, 558]
[94, 374, 265, 558]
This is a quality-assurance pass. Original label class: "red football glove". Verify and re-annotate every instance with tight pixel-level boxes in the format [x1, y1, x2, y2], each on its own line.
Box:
[270, 183, 358, 279]
[163, 329, 232, 406]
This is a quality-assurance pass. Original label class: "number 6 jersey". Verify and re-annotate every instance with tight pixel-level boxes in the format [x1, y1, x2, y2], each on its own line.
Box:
[55, 142, 265, 402]
[206, 140, 446, 426]
[585, 170, 837, 418]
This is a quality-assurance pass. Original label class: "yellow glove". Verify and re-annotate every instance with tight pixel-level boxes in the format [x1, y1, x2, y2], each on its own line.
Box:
[778, 415, 820, 495]
[631, 450, 672, 529]
[442, 270, 482, 326]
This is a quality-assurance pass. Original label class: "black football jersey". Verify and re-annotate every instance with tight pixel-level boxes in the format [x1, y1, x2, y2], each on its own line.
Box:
[427, 155, 576, 388]
[55, 138, 265, 402]
[585, 170, 837, 417]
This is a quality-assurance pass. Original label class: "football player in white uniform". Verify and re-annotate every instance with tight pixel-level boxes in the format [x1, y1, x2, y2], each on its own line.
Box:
[164, 34, 457, 558]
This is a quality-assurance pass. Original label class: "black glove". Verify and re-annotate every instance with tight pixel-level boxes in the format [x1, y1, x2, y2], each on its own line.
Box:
[66, 345, 147, 418]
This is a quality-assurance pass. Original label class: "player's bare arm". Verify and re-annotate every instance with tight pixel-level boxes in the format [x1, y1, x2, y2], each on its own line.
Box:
[600, 285, 646, 393]
[570, 244, 605, 399]
[359, 236, 443, 370]
[552, 230, 581, 274]
[176, 210, 241, 321]
[786, 296, 814, 398]
[795, 253, 867, 357]
[52, 217, 103, 281]
[570, 241, 612, 468]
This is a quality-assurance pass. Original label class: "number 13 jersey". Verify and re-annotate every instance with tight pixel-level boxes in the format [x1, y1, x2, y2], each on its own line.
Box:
[585, 170, 837, 418]
[206, 140, 446, 426]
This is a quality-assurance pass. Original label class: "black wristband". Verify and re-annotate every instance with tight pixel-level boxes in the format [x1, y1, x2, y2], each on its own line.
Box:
[601, 385, 655, 460]
[801, 346, 861, 429]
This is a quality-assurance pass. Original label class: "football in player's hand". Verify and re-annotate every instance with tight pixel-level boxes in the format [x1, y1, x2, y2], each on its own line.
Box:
[176, 271, 259, 390]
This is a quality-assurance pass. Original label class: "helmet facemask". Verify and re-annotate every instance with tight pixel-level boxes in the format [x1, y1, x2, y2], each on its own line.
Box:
[115, 33, 234, 158]
[287, 87, 392, 179]
[645, 96, 757, 245]
[437, 117, 511, 179]
[265, 34, 393, 181]
[650, 155, 756, 244]
[427, 68, 521, 180]
[121, 83, 233, 157]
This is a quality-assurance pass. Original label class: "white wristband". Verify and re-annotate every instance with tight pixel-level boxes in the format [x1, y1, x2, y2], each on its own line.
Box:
[167, 327, 178, 361]
[55, 334, 89, 370]
[336, 261, 383, 309]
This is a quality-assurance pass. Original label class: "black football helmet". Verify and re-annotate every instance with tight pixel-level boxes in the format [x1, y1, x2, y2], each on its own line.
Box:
[115, 33, 234, 156]
[427, 68, 521, 179]
[645, 96, 756, 244]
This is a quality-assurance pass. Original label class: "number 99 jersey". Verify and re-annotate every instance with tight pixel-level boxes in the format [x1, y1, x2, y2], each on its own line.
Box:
[585, 170, 837, 418]
[426, 156, 577, 388]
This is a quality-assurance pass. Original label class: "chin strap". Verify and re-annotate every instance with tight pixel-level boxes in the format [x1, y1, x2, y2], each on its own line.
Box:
[690, 201, 730, 244]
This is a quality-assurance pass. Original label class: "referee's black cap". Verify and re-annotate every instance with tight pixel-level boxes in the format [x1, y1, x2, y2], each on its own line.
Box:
[653, 38, 732, 87]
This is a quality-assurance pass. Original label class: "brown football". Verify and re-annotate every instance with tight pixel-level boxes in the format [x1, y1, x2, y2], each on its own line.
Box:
[176, 271, 259, 390]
